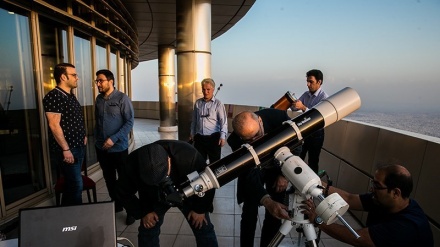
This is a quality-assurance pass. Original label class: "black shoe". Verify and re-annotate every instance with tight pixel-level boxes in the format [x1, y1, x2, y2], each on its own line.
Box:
[126, 215, 135, 225]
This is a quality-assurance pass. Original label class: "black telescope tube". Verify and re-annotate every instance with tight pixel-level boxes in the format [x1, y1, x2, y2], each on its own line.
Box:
[205, 108, 324, 187]
[180, 87, 361, 199]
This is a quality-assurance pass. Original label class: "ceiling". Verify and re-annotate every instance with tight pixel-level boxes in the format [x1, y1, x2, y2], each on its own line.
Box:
[123, 0, 256, 64]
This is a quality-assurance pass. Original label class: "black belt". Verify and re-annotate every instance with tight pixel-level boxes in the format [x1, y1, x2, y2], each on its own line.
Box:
[196, 132, 220, 139]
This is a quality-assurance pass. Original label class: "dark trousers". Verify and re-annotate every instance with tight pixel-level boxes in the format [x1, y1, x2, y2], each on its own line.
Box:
[240, 169, 285, 247]
[138, 204, 218, 247]
[95, 147, 128, 210]
[300, 130, 324, 173]
[194, 132, 221, 163]
[240, 201, 282, 247]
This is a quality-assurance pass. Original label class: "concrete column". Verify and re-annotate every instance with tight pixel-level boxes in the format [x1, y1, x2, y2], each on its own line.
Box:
[176, 0, 212, 140]
[158, 45, 177, 132]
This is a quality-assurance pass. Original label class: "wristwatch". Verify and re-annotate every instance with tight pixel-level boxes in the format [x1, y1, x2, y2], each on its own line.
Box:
[314, 216, 324, 226]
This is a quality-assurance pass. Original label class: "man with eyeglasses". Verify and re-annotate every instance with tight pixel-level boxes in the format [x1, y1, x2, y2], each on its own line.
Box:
[43, 63, 87, 206]
[302, 164, 433, 247]
[94, 69, 135, 225]
[290, 69, 328, 173]
[189, 78, 227, 164]
[227, 109, 301, 247]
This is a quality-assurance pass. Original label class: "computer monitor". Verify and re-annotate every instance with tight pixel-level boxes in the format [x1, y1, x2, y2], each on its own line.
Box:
[19, 202, 116, 247]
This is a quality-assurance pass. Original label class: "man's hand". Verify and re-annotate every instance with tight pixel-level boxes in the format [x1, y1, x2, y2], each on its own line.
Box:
[102, 138, 114, 150]
[293, 100, 306, 112]
[262, 197, 290, 220]
[301, 198, 317, 223]
[142, 212, 159, 229]
[218, 138, 226, 147]
[63, 150, 74, 164]
[187, 210, 208, 229]
[273, 175, 288, 193]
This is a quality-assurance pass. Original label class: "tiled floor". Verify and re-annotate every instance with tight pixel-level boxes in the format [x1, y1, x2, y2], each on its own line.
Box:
[103, 118, 362, 247]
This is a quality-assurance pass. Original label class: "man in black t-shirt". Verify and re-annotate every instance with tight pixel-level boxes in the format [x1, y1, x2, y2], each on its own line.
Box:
[43, 63, 87, 206]
[302, 164, 433, 247]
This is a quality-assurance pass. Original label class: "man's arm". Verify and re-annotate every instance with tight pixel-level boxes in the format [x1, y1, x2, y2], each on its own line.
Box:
[216, 101, 228, 142]
[109, 96, 134, 145]
[290, 92, 308, 112]
[302, 198, 374, 247]
[260, 195, 290, 220]
[45, 112, 74, 163]
[187, 210, 208, 229]
[46, 112, 69, 150]
[319, 223, 375, 247]
[323, 181, 364, 210]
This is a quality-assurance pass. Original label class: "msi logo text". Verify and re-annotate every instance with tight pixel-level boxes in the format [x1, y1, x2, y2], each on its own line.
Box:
[62, 226, 77, 232]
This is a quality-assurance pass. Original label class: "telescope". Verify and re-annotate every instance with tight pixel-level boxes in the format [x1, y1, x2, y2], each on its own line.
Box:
[270, 91, 297, 110]
[267, 148, 359, 246]
[180, 87, 361, 198]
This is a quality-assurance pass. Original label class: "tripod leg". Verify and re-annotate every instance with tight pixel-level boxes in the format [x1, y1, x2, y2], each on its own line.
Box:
[303, 223, 318, 247]
[267, 220, 294, 247]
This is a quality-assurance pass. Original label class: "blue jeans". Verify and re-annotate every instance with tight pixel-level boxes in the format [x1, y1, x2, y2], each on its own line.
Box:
[138, 204, 218, 247]
[58, 146, 85, 205]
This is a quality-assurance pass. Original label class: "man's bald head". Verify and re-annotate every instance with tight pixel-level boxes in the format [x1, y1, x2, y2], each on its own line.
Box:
[232, 111, 262, 142]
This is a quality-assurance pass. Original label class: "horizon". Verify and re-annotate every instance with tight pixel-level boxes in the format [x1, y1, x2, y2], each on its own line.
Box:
[132, 0, 440, 114]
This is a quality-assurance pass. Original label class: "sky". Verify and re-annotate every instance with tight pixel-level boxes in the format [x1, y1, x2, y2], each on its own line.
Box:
[132, 0, 440, 113]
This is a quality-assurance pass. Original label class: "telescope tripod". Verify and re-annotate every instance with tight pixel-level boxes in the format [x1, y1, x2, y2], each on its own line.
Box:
[267, 148, 360, 247]
[268, 188, 320, 247]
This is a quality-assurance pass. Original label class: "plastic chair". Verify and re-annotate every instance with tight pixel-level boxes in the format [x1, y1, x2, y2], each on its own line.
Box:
[54, 154, 97, 206]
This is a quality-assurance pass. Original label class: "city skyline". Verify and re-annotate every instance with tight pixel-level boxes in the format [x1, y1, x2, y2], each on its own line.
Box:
[132, 0, 440, 113]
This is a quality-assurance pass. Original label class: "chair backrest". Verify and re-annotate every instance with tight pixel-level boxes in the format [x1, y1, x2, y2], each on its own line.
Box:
[81, 153, 88, 177]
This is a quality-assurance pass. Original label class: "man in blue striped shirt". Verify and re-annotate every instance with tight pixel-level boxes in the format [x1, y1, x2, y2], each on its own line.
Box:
[291, 69, 329, 173]
[189, 78, 228, 163]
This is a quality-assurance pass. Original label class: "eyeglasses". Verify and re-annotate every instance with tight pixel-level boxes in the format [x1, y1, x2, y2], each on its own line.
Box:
[369, 179, 388, 190]
[201, 107, 210, 118]
[95, 79, 108, 84]
[67, 73, 78, 78]
[241, 120, 264, 143]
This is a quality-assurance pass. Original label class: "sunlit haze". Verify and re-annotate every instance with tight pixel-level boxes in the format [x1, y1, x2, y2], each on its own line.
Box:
[132, 0, 440, 113]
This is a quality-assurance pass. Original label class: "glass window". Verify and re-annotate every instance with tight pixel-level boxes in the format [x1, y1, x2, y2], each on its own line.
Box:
[74, 33, 93, 106]
[96, 43, 107, 72]
[110, 50, 118, 88]
[39, 16, 68, 96]
[0, 8, 46, 205]
[119, 55, 126, 93]
[73, 32, 97, 166]
[39, 16, 69, 185]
